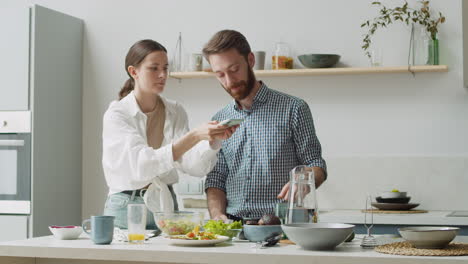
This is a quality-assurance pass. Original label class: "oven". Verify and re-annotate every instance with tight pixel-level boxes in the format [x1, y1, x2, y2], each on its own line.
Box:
[0, 111, 31, 214]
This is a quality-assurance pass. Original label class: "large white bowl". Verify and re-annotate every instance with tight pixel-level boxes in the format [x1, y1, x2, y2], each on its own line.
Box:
[398, 226, 459, 249]
[282, 223, 354, 250]
[49, 226, 83, 240]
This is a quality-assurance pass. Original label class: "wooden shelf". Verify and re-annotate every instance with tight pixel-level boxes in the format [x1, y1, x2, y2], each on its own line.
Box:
[169, 65, 448, 79]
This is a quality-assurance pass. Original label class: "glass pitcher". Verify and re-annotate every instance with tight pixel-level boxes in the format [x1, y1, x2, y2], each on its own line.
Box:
[285, 165, 318, 224]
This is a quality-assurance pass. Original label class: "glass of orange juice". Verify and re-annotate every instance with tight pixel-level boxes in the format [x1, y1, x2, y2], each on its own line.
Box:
[127, 203, 146, 243]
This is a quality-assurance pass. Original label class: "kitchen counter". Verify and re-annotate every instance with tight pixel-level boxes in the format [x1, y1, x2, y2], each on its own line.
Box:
[319, 210, 468, 226]
[1, 234, 468, 264]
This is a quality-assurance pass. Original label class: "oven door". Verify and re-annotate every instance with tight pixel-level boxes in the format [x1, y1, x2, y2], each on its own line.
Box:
[0, 133, 31, 214]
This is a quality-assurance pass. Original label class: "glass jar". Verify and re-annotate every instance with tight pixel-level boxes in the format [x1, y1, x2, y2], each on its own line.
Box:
[272, 42, 293, 70]
[285, 165, 318, 224]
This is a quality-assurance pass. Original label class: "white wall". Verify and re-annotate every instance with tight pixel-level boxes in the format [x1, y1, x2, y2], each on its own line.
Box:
[28, 0, 468, 217]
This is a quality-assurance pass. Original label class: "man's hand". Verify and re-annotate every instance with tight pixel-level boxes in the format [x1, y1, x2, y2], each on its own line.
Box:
[277, 166, 326, 200]
[212, 214, 228, 222]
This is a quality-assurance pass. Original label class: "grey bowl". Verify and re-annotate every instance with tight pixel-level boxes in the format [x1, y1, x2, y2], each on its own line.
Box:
[298, 54, 340, 68]
[242, 225, 282, 242]
[398, 226, 459, 249]
[282, 223, 354, 250]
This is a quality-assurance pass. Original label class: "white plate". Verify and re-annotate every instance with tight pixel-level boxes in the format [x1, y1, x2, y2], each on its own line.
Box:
[167, 235, 230, 246]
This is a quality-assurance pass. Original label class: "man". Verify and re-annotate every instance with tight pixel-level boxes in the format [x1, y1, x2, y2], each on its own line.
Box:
[203, 30, 327, 221]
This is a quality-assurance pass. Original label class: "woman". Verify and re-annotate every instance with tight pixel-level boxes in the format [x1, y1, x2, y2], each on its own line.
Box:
[102, 39, 236, 229]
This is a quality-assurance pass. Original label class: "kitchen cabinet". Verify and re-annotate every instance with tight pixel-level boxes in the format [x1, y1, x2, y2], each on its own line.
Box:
[463, 1, 468, 87]
[170, 65, 448, 79]
[0, 215, 28, 242]
[30, 4, 83, 238]
[0, 1, 83, 239]
[0, 0, 30, 110]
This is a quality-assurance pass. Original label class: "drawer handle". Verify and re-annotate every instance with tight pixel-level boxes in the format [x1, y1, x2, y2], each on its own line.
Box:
[1, 121, 6, 127]
[0, 140, 24, 146]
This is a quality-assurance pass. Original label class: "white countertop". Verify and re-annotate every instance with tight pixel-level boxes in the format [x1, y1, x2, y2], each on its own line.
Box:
[1, 234, 468, 264]
[319, 210, 468, 226]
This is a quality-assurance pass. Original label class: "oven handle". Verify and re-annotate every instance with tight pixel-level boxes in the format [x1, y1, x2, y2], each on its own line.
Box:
[0, 140, 25, 146]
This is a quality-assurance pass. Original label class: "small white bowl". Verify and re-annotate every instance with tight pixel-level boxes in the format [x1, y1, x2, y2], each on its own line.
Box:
[380, 191, 407, 199]
[398, 226, 459, 249]
[49, 226, 83, 240]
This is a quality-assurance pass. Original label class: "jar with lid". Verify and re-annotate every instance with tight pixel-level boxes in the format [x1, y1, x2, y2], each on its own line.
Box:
[272, 42, 293, 70]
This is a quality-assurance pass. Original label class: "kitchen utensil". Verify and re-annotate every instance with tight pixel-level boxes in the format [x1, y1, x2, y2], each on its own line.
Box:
[166, 235, 230, 246]
[281, 223, 354, 250]
[257, 232, 282, 248]
[398, 226, 460, 249]
[361, 196, 377, 248]
[113, 228, 161, 242]
[380, 191, 407, 198]
[171, 32, 184, 72]
[49, 226, 83, 240]
[242, 224, 282, 242]
[153, 211, 203, 235]
[371, 202, 419, 210]
[253, 51, 266, 70]
[82, 215, 115, 245]
[376, 196, 411, 204]
[370, 48, 383, 66]
[272, 42, 293, 69]
[285, 165, 318, 224]
[127, 203, 146, 244]
[187, 53, 203, 71]
[362, 209, 428, 214]
[297, 54, 340, 68]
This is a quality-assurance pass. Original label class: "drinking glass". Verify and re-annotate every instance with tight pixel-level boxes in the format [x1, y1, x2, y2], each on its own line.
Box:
[127, 203, 146, 243]
[370, 49, 383, 67]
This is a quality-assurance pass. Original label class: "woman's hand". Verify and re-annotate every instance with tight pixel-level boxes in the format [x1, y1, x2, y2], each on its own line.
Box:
[194, 121, 239, 142]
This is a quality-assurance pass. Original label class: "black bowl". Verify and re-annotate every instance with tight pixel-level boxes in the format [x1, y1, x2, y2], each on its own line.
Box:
[297, 54, 341, 68]
[376, 196, 411, 204]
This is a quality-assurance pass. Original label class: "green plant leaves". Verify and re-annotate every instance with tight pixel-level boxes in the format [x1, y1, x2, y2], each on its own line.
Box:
[361, 0, 446, 59]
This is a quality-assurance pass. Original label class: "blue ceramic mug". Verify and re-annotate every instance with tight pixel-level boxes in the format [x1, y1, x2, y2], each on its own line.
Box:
[82, 215, 115, 244]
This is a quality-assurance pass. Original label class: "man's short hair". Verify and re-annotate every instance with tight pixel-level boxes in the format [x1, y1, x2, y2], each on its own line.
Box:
[202, 30, 251, 60]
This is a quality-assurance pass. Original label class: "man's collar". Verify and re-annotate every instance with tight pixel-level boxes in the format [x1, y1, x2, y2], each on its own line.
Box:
[232, 81, 269, 111]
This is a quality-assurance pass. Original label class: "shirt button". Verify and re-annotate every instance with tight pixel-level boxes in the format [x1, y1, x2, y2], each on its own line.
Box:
[245, 199, 249, 202]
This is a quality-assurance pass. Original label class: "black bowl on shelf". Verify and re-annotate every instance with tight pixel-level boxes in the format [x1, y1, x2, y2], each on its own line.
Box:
[297, 54, 341, 68]
[375, 196, 411, 204]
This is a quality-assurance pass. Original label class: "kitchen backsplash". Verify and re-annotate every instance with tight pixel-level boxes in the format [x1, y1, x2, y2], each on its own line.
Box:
[175, 156, 468, 212]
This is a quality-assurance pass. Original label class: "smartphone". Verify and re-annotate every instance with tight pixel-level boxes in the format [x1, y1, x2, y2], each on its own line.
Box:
[218, 119, 244, 127]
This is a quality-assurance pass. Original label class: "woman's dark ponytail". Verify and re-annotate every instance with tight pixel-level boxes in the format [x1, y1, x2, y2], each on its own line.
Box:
[118, 78, 134, 100]
[118, 39, 167, 100]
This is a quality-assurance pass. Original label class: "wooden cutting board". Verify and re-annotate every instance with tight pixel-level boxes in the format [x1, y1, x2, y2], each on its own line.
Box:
[280, 239, 295, 245]
[361, 209, 428, 214]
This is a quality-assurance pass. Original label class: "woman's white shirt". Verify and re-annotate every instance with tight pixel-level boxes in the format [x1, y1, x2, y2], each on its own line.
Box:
[102, 91, 219, 195]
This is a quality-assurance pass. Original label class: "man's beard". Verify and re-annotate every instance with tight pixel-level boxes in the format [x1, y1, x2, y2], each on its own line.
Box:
[221, 66, 256, 101]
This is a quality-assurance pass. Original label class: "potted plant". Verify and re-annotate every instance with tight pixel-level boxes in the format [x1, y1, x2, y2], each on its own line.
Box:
[361, 1, 445, 65]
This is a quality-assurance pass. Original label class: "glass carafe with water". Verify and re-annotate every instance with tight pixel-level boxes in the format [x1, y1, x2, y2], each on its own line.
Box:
[285, 165, 318, 224]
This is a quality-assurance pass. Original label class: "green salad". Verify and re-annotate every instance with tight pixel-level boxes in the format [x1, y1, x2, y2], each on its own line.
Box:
[203, 220, 242, 238]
